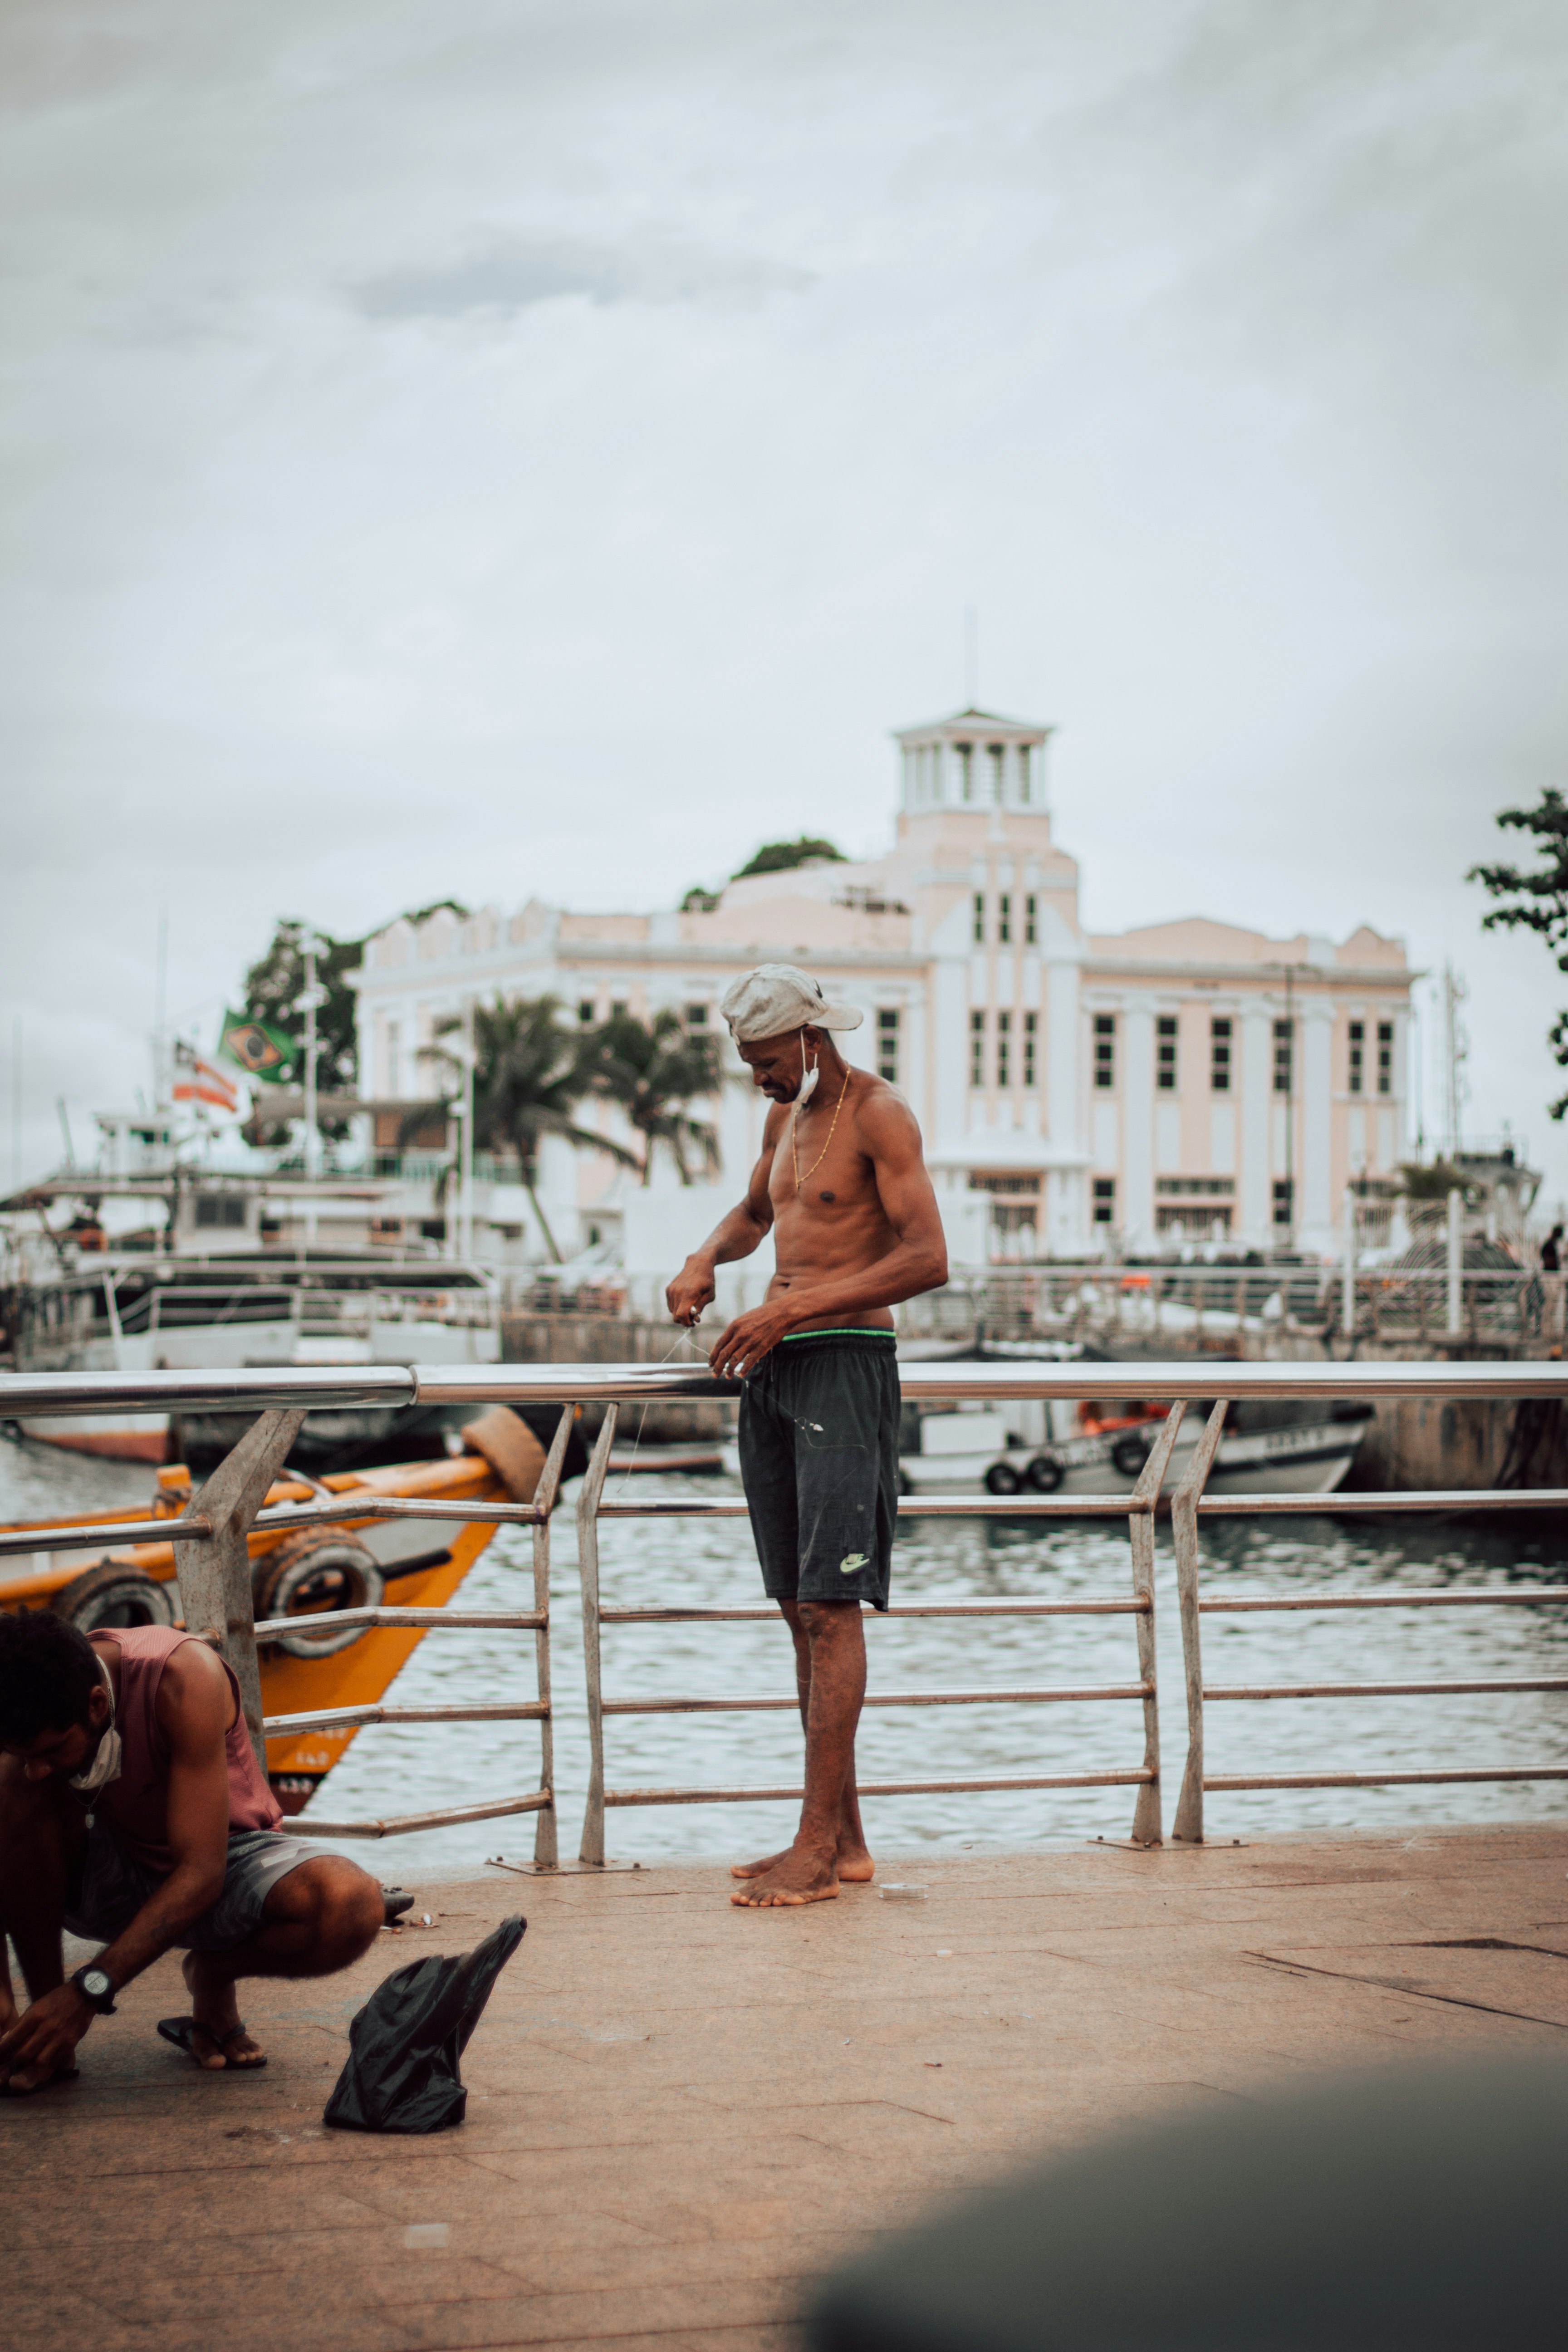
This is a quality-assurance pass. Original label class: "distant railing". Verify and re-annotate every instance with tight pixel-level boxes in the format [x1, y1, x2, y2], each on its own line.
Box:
[4, 1359, 1566, 1854]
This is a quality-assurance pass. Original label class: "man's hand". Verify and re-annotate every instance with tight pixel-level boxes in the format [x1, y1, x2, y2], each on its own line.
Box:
[0, 1981, 92, 2087]
[666, 1256, 716, 1328]
[707, 1298, 797, 1379]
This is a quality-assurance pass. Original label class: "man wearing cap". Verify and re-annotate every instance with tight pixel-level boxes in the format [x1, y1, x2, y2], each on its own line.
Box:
[666, 964, 948, 1907]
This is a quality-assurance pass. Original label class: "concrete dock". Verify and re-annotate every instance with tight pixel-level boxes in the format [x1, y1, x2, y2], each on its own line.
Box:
[7, 1824, 1567, 2352]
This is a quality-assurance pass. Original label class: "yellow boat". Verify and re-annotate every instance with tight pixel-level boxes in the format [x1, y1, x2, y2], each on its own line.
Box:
[0, 1405, 558, 1814]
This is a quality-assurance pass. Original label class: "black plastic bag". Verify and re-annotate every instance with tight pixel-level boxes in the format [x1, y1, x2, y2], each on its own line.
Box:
[323, 1913, 526, 2134]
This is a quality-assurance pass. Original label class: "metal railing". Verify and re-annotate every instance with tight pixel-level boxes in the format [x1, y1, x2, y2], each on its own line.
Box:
[573, 1402, 1182, 1861]
[4, 1358, 1567, 1855]
[1167, 1398, 1568, 1841]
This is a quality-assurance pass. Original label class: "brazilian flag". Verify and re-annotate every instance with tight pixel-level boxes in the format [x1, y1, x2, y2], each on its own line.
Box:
[220, 1010, 299, 1083]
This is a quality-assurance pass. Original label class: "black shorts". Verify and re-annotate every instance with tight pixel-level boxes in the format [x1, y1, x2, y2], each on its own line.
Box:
[738, 1331, 900, 1611]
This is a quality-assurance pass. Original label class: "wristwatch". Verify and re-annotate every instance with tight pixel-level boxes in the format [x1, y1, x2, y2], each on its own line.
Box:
[71, 1963, 117, 2016]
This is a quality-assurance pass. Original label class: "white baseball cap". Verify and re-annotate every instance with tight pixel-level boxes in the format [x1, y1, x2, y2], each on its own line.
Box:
[720, 963, 864, 1043]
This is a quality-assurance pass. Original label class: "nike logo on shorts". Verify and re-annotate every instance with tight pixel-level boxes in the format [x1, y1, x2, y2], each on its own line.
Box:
[839, 1553, 869, 1574]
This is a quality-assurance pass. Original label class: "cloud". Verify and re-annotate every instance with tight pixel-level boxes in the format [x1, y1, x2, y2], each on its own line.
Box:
[352, 235, 813, 321]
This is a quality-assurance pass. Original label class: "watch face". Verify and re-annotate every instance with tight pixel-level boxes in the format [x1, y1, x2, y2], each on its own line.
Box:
[83, 1969, 110, 1998]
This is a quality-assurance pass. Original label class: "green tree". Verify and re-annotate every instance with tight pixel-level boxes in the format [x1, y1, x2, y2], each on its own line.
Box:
[1469, 789, 1568, 1117]
[577, 1009, 722, 1186]
[731, 836, 846, 880]
[240, 919, 361, 1144]
[430, 996, 638, 1262]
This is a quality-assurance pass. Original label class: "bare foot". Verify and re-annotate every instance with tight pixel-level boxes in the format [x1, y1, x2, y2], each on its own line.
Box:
[730, 1842, 839, 1908]
[732, 1837, 874, 1885]
[181, 1952, 266, 2070]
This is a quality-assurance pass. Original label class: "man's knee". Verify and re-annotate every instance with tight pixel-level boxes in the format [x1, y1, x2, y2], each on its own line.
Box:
[274, 1858, 383, 1969]
[796, 1599, 861, 1641]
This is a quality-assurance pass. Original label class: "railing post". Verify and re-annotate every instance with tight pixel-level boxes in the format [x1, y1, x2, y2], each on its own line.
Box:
[526, 1406, 576, 1869]
[172, 1407, 306, 1774]
[575, 1404, 619, 1865]
[1170, 1398, 1229, 1844]
[1125, 1403, 1187, 1846]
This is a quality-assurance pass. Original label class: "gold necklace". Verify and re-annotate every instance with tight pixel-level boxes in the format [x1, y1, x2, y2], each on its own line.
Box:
[792, 1064, 851, 1192]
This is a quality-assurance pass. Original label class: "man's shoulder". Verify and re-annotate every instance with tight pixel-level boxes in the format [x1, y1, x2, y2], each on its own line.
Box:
[849, 1070, 921, 1145]
[154, 1637, 235, 1738]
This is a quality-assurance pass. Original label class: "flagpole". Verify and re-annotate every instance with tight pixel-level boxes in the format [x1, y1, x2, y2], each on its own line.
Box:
[461, 995, 475, 1264]
[303, 931, 319, 1246]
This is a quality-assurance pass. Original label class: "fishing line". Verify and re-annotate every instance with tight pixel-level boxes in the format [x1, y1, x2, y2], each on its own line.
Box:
[607, 1319, 709, 1496]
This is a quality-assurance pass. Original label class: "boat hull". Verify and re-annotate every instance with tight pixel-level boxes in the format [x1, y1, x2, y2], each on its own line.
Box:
[13, 1413, 170, 1464]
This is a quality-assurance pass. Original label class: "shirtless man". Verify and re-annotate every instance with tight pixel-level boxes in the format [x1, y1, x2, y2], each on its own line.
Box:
[0, 1611, 384, 2092]
[665, 963, 948, 1908]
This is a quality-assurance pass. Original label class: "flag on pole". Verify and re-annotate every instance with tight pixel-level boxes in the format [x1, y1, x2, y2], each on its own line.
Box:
[172, 1044, 241, 1113]
[220, 1009, 298, 1082]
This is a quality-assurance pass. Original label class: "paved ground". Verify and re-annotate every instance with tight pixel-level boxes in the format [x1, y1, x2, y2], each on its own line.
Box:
[6, 1825, 1568, 2352]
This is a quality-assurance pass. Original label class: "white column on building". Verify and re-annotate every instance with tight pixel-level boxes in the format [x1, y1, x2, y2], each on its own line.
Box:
[1122, 1004, 1155, 1249]
[930, 946, 969, 1151]
[1298, 1001, 1335, 1247]
[1240, 1009, 1271, 1246]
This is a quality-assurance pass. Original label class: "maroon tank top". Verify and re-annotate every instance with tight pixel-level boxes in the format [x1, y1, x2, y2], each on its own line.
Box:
[92, 1625, 281, 1873]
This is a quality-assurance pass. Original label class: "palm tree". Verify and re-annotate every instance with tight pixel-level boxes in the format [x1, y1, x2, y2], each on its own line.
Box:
[578, 1009, 722, 1186]
[427, 996, 638, 1262]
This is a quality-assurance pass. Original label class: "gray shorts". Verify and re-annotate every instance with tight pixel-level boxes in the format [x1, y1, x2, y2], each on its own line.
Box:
[738, 1331, 900, 1611]
[66, 1820, 318, 1953]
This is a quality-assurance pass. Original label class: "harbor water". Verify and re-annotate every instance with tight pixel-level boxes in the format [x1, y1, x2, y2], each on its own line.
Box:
[4, 1440, 1564, 1882]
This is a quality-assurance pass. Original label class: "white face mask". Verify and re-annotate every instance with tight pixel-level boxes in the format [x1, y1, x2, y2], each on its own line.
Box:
[68, 1670, 122, 1798]
[795, 1030, 819, 1108]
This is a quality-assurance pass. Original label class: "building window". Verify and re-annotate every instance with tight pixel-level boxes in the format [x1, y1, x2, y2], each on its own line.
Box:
[972, 892, 985, 945]
[578, 1000, 595, 1026]
[997, 1009, 1012, 1088]
[988, 744, 1005, 802]
[1273, 1019, 1294, 1095]
[1272, 1178, 1294, 1230]
[970, 1009, 985, 1088]
[1093, 1014, 1116, 1089]
[611, 1000, 628, 1022]
[1024, 894, 1037, 945]
[1377, 1020, 1393, 1095]
[1018, 744, 1032, 803]
[1155, 1176, 1235, 1235]
[1210, 1017, 1231, 1093]
[1092, 1177, 1117, 1226]
[1023, 1009, 1037, 1088]
[1348, 1019, 1364, 1093]
[385, 1019, 401, 1093]
[956, 743, 974, 802]
[998, 893, 1012, 944]
[195, 1195, 246, 1230]
[685, 1002, 708, 1030]
[1156, 1016, 1178, 1092]
[877, 1007, 899, 1084]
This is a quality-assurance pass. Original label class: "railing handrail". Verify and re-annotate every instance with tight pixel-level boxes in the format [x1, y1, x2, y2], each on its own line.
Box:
[8, 1357, 1568, 1419]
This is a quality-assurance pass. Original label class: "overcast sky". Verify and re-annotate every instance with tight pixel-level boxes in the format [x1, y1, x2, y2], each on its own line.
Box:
[4, 0, 1567, 1200]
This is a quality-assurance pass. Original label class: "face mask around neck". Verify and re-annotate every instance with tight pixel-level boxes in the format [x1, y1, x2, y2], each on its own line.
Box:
[67, 1670, 122, 1798]
[795, 1030, 819, 1107]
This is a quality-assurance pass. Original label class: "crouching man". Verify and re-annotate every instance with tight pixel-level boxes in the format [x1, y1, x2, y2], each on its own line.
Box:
[0, 1613, 384, 2092]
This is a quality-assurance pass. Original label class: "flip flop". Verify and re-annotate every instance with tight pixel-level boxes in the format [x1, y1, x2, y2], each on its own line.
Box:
[156, 2016, 267, 2069]
[0, 2063, 78, 2098]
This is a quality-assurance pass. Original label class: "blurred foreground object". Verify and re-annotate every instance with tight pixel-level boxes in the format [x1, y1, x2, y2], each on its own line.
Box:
[808, 2056, 1568, 2351]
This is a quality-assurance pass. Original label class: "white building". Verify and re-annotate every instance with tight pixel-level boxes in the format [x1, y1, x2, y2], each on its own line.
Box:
[351, 707, 1413, 1271]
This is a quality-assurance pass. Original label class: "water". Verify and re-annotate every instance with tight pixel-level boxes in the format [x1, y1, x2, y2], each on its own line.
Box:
[4, 1438, 1565, 1882]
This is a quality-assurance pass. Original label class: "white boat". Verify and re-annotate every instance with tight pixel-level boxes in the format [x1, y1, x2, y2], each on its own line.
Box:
[4, 1251, 502, 1467]
[902, 1398, 1371, 1499]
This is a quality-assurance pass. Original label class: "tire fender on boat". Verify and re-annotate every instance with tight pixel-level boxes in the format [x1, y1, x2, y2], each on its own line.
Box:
[253, 1531, 384, 1658]
[459, 1406, 549, 1505]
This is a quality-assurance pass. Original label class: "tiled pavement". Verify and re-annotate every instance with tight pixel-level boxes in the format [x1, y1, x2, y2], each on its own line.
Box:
[6, 1825, 1567, 2351]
